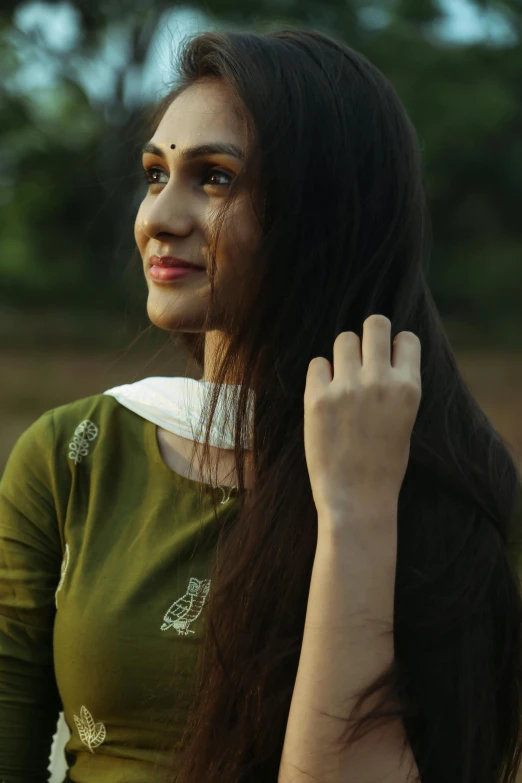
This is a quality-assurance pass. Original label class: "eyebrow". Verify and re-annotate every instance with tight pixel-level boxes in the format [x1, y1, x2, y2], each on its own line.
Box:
[141, 141, 245, 162]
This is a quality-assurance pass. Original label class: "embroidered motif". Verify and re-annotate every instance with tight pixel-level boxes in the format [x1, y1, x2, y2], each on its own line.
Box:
[55, 543, 70, 608]
[69, 420, 99, 464]
[73, 705, 106, 753]
[160, 577, 211, 635]
[217, 485, 234, 504]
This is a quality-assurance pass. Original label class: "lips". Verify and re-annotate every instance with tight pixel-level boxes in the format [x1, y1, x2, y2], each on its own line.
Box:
[149, 255, 202, 269]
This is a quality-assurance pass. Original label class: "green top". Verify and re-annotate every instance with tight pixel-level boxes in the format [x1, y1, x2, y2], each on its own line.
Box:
[0, 392, 242, 782]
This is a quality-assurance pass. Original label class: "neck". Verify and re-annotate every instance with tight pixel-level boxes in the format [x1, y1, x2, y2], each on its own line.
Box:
[201, 329, 240, 385]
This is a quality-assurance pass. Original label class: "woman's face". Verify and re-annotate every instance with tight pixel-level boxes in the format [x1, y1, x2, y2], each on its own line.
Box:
[135, 78, 259, 334]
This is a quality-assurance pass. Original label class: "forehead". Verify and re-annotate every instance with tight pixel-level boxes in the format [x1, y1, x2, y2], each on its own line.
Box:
[152, 79, 245, 147]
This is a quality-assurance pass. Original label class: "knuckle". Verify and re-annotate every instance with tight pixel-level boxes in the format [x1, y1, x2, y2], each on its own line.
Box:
[361, 372, 387, 393]
[336, 384, 358, 400]
[321, 385, 358, 409]
[308, 393, 331, 412]
[400, 379, 421, 403]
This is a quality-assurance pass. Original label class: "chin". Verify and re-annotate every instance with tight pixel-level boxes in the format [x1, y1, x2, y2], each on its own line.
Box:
[146, 299, 179, 332]
[146, 292, 206, 334]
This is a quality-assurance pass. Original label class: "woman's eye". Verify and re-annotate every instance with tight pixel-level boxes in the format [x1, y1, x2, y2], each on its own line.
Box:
[202, 167, 233, 187]
[142, 166, 168, 185]
[143, 166, 233, 187]
[141, 164, 233, 189]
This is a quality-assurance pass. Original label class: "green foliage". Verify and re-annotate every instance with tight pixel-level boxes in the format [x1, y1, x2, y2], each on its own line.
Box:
[1, 0, 521, 345]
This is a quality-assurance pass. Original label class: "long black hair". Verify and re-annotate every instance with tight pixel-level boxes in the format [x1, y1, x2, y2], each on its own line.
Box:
[139, 25, 522, 783]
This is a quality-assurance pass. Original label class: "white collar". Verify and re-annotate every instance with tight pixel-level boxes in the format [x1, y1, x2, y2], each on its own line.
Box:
[103, 376, 254, 450]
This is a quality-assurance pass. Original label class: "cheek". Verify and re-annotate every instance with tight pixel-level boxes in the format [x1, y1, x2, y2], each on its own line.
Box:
[217, 200, 259, 265]
[134, 207, 146, 249]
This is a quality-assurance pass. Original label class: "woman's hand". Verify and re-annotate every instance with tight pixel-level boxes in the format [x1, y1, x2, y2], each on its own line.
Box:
[303, 314, 422, 528]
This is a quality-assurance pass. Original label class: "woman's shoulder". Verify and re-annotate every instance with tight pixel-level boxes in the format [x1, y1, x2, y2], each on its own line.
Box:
[5, 393, 122, 466]
[2, 393, 132, 507]
[48, 391, 142, 452]
[50, 390, 122, 429]
[2, 392, 147, 486]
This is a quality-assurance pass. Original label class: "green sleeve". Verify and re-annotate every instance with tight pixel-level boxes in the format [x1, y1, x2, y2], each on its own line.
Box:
[0, 410, 63, 782]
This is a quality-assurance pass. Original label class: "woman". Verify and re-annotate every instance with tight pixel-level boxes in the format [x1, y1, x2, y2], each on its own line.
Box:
[1, 25, 521, 783]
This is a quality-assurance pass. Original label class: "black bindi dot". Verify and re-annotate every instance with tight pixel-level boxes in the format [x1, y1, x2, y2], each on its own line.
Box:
[170, 143, 176, 149]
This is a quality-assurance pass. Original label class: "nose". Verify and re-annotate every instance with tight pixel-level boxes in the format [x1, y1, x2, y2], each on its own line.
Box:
[141, 185, 193, 240]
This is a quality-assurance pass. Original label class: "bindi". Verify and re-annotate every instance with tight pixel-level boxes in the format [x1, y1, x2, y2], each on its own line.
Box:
[170, 143, 176, 149]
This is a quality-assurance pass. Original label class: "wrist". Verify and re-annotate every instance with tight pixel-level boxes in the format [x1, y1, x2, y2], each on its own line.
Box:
[316, 498, 399, 544]
[312, 525, 397, 627]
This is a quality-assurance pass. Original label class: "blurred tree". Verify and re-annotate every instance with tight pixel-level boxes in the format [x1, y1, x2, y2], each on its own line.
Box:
[0, 0, 521, 345]
[0, 1, 172, 313]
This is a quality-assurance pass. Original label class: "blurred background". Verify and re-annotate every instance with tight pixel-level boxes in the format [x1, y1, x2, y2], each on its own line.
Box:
[1, 1, 522, 778]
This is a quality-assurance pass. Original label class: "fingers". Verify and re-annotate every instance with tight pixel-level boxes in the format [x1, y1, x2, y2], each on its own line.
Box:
[333, 315, 392, 381]
[391, 330, 421, 375]
[309, 315, 420, 391]
[305, 356, 333, 399]
[361, 314, 391, 368]
[332, 331, 360, 382]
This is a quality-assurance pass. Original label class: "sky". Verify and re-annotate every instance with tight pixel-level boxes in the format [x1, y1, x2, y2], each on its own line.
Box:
[7, 0, 519, 109]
